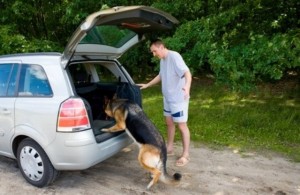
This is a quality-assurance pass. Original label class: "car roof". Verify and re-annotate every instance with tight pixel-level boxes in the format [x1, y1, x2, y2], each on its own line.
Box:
[0, 53, 62, 64]
[0, 52, 61, 59]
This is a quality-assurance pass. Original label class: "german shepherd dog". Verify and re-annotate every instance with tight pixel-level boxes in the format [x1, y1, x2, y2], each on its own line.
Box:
[102, 98, 181, 189]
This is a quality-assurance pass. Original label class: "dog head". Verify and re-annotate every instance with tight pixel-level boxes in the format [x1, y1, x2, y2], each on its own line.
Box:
[103, 94, 128, 118]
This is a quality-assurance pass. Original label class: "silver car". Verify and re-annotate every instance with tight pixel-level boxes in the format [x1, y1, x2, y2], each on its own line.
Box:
[0, 6, 178, 187]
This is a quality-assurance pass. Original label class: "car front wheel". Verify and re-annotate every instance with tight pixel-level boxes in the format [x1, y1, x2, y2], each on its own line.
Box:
[17, 138, 59, 187]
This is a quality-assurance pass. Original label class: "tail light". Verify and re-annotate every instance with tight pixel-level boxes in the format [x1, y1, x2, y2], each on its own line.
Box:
[57, 98, 91, 132]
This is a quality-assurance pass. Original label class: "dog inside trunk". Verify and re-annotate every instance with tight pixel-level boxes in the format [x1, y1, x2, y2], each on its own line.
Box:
[67, 62, 142, 143]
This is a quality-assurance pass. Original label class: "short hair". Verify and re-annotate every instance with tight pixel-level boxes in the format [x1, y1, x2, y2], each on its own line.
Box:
[150, 39, 165, 47]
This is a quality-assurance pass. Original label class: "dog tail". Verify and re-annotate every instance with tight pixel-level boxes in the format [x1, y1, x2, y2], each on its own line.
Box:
[159, 171, 182, 185]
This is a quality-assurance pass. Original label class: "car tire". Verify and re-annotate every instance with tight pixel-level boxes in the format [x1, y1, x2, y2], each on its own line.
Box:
[17, 138, 59, 187]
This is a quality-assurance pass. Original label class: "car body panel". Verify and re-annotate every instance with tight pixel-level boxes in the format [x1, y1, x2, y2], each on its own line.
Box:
[0, 97, 16, 157]
[45, 130, 132, 170]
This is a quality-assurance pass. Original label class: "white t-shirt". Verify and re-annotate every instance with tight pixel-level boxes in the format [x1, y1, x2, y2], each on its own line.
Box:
[159, 50, 189, 103]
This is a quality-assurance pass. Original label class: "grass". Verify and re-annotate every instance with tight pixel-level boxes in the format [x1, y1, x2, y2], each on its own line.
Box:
[140, 77, 300, 162]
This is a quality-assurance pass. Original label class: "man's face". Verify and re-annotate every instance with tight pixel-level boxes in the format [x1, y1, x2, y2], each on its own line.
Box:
[150, 44, 164, 59]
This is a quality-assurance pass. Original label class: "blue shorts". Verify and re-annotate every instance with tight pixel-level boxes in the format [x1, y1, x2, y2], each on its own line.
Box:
[163, 98, 189, 123]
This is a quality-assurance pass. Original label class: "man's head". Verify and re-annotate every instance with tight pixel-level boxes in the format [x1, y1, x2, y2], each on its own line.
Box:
[150, 39, 168, 59]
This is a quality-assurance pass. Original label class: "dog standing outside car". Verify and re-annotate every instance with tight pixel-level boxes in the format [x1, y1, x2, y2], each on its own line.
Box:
[102, 98, 182, 189]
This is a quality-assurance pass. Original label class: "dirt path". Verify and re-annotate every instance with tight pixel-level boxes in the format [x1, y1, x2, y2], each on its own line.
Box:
[0, 143, 299, 195]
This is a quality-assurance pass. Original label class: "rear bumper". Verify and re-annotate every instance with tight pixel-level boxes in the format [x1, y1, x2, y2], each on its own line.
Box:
[45, 130, 132, 170]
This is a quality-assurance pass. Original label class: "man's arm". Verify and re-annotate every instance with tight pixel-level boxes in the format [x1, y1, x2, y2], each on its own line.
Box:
[182, 70, 192, 99]
[137, 74, 161, 89]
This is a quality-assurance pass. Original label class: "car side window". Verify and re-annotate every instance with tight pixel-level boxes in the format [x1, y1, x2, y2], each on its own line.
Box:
[0, 63, 15, 97]
[96, 65, 119, 82]
[18, 64, 53, 97]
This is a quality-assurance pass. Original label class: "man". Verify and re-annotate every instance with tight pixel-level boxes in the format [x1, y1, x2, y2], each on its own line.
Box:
[138, 39, 192, 167]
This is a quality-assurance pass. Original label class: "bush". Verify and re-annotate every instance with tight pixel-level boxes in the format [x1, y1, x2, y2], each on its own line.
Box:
[164, 3, 300, 90]
[0, 25, 61, 55]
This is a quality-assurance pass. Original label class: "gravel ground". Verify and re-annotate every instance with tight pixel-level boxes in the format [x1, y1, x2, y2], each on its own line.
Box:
[0, 143, 299, 195]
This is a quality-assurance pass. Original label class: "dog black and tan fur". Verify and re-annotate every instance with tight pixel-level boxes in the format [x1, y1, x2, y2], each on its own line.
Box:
[102, 98, 181, 189]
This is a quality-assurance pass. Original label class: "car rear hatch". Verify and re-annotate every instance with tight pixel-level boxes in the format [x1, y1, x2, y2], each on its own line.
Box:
[61, 5, 179, 67]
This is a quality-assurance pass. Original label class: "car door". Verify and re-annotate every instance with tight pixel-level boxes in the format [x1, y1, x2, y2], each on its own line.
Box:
[62, 5, 178, 67]
[0, 63, 18, 157]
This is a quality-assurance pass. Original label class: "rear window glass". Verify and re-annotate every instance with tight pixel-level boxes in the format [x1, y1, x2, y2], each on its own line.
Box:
[80, 25, 136, 48]
[18, 64, 53, 97]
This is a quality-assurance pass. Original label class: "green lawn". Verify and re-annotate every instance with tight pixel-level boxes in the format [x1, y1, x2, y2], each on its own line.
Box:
[140, 78, 300, 162]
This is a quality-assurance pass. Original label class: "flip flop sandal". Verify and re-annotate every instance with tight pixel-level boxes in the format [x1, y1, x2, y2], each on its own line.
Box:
[176, 156, 190, 167]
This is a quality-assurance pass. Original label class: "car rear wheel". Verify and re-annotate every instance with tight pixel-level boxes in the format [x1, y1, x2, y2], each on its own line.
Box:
[17, 138, 59, 187]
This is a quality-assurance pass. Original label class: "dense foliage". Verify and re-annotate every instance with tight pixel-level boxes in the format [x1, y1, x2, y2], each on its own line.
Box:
[0, 0, 299, 89]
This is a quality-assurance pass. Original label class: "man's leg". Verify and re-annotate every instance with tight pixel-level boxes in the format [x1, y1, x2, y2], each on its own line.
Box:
[175, 122, 190, 166]
[165, 116, 176, 154]
[177, 122, 190, 159]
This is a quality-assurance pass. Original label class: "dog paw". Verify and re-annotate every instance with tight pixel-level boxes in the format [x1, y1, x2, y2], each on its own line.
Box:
[101, 128, 110, 132]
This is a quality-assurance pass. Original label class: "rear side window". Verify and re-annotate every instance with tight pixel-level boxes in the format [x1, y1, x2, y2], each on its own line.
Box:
[96, 64, 119, 82]
[0, 63, 18, 97]
[18, 64, 53, 97]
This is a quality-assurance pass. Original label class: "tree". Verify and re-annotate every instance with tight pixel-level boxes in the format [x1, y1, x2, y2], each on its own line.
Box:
[0, 0, 299, 89]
